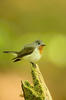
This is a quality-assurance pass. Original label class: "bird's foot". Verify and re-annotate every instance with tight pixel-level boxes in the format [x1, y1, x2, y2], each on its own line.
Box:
[30, 62, 36, 67]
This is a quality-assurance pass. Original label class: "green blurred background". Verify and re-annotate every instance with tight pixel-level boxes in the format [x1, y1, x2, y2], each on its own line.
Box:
[0, 0, 66, 100]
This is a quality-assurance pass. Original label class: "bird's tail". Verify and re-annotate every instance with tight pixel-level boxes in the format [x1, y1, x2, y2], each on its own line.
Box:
[3, 51, 18, 56]
[3, 51, 21, 62]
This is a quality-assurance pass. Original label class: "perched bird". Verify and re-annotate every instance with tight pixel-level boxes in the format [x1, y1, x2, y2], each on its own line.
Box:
[3, 40, 46, 62]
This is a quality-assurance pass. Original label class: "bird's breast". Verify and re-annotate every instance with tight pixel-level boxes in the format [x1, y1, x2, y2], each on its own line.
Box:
[23, 48, 41, 62]
[39, 45, 44, 54]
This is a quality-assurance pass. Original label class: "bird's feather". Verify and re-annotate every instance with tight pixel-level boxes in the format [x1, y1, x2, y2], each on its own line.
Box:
[18, 46, 35, 58]
[12, 45, 35, 62]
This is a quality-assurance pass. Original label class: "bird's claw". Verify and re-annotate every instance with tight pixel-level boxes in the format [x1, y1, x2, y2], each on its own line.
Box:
[30, 62, 36, 67]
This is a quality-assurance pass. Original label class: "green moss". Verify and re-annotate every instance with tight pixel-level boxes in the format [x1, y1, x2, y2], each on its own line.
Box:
[21, 63, 52, 100]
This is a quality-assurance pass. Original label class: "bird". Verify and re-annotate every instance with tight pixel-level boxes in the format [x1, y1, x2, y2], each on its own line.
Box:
[3, 40, 46, 62]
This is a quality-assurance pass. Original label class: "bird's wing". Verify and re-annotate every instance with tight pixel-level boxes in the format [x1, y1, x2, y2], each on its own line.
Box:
[17, 45, 35, 58]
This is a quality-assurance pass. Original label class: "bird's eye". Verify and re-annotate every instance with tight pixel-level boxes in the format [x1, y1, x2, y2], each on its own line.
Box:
[38, 42, 40, 45]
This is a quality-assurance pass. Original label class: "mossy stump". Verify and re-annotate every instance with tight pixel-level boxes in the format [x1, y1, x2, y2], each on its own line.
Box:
[21, 63, 52, 100]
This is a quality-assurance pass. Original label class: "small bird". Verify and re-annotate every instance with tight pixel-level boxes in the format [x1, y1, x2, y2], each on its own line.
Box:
[3, 40, 46, 62]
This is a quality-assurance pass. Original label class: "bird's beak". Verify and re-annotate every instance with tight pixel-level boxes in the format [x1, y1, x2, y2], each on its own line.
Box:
[41, 43, 46, 46]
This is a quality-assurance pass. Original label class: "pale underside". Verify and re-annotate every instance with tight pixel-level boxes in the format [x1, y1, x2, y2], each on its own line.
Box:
[23, 48, 41, 62]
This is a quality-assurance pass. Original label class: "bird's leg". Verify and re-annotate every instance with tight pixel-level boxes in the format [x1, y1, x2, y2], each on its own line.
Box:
[30, 62, 36, 67]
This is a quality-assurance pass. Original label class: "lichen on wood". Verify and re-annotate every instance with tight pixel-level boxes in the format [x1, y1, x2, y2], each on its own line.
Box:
[21, 63, 52, 100]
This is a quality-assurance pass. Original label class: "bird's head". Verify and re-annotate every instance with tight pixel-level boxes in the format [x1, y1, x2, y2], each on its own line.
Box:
[34, 40, 46, 54]
[34, 40, 46, 47]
